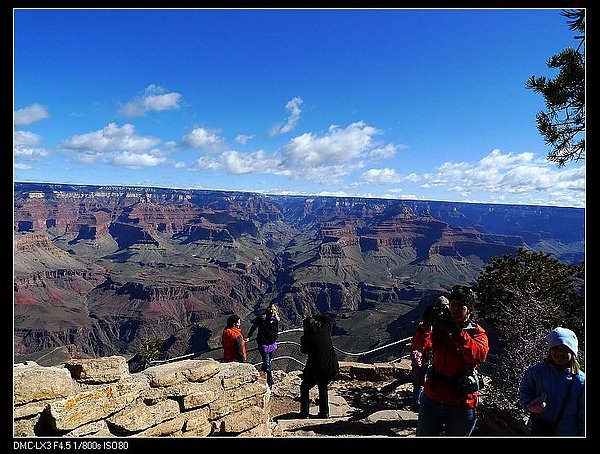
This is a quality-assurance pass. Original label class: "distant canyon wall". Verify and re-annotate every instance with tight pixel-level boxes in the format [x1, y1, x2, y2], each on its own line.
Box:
[13, 182, 584, 359]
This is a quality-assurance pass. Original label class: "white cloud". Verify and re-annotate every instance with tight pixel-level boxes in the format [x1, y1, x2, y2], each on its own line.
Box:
[119, 84, 182, 117]
[180, 127, 224, 151]
[315, 190, 352, 197]
[112, 151, 166, 168]
[269, 97, 303, 136]
[14, 104, 50, 126]
[283, 121, 380, 168]
[60, 123, 159, 153]
[174, 161, 186, 169]
[14, 147, 49, 159]
[221, 150, 287, 175]
[361, 168, 403, 184]
[420, 149, 585, 206]
[14, 131, 49, 159]
[191, 156, 221, 171]
[59, 123, 164, 167]
[294, 163, 364, 183]
[478, 148, 535, 169]
[14, 130, 42, 146]
[235, 134, 255, 145]
[402, 173, 421, 183]
[187, 120, 398, 184]
[14, 162, 32, 170]
[369, 144, 398, 161]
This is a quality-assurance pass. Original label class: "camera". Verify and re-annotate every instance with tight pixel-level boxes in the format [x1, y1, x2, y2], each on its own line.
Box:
[423, 302, 453, 326]
[456, 370, 485, 393]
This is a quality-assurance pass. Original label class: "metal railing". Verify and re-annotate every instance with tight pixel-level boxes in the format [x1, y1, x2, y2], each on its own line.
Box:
[147, 327, 413, 371]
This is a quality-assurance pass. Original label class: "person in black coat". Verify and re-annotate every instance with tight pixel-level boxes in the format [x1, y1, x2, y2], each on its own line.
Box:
[247, 303, 280, 388]
[299, 313, 340, 418]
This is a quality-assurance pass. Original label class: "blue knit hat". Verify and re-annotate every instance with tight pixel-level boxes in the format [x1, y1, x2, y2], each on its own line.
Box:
[547, 327, 578, 356]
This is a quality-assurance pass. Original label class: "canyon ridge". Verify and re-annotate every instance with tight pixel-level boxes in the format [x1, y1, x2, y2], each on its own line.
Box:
[14, 182, 584, 366]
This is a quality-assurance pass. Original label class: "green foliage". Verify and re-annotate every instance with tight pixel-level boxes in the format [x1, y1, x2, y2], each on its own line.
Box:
[526, 9, 585, 166]
[137, 336, 165, 366]
[477, 248, 583, 332]
[475, 248, 584, 411]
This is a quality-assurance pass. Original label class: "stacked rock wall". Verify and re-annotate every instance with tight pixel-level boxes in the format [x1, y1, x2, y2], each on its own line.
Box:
[13, 356, 270, 437]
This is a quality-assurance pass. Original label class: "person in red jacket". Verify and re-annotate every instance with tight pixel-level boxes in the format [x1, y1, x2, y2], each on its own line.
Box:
[221, 314, 247, 362]
[413, 285, 489, 436]
[410, 295, 449, 412]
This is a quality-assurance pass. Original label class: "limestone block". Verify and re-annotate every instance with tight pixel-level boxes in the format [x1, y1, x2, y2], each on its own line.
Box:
[107, 399, 181, 433]
[215, 405, 266, 434]
[47, 380, 145, 431]
[182, 407, 209, 432]
[348, 363, 380, 381]
[143, 359, 220, 388]
[14, 399, 57, 419]
[65, 420, 110, 437]
[13, 417, 37, 437]
[224, 382, 266, 403]
[136, 414, 186, 437]
[139, 387, 164, 405]
[239, 421, 271, 437]
[181, 407, 211, 437]
[183, 421, 212, 437]
[14, 363, 74, 405]
[217, 362, 259, 390]
[181, 376, 223, 410]
[373, 361, 410, 380]
[208, 393, 263, 420]
[64, 356, 129, 384]
[151, 375, 223, 403]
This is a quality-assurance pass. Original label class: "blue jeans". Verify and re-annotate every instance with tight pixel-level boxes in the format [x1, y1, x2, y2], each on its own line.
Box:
[416, 394, 477, 436]
[259, 349, 274, 387]
[412, 385, 424, 410]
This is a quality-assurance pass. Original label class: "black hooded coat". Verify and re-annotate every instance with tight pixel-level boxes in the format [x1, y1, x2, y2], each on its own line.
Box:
[300, 314, 339, 382]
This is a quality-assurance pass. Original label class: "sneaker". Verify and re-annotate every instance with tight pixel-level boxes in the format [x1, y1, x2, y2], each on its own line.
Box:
[317, 412, 329, 419]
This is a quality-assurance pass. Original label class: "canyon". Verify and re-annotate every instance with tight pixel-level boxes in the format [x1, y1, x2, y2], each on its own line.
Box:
[14, 182, 584, 362]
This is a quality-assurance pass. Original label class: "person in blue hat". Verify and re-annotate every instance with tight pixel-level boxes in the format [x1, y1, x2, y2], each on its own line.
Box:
[520, 327, 585, 436]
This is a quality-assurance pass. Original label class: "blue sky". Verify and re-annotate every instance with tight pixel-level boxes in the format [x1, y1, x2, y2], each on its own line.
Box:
[14, 8, 585, 207]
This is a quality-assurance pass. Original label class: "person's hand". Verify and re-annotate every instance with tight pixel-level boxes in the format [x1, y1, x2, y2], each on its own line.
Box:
[410, 350, 422, 367]
[527, 397, 547, 414]
[435, 313, 461, 335]
[245, 337, 250, 342]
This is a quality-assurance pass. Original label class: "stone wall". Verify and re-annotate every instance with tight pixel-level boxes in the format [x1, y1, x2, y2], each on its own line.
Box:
[337, 361, 410, 382]
[13, 356, 271, 437]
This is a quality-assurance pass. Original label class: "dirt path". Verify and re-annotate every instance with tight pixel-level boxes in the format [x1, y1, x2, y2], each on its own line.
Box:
[267, 370, 418, 437]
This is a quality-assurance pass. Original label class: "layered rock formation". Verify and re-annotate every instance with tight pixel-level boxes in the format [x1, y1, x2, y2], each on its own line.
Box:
[13, 182, 584, 359]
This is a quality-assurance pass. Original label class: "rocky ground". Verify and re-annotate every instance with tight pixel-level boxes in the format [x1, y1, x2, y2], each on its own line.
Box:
[265, 369, 418, 437]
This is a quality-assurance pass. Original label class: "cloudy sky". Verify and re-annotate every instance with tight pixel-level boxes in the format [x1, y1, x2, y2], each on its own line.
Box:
[14, 8, 585, 207]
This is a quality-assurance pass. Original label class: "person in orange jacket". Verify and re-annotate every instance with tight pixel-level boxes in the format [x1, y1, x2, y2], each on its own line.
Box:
[221, 314, 247, 362]
[413, 285, 489, 436]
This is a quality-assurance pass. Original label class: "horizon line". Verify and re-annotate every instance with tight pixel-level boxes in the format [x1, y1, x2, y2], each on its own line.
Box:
[13, 180, 585, 210]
